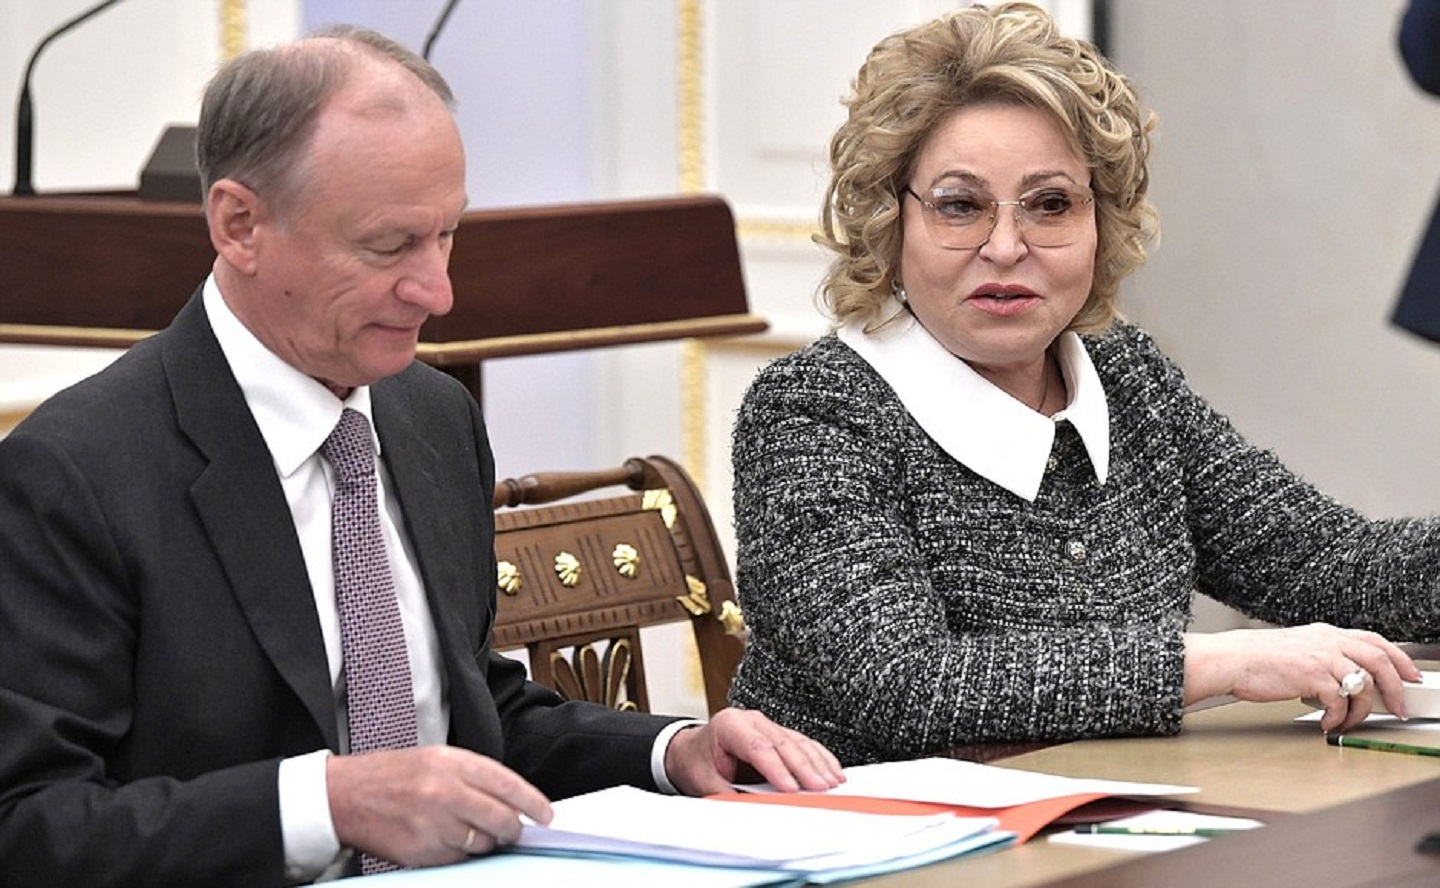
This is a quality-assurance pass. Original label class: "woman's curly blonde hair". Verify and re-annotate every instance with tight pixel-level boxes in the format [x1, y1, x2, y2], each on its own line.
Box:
[818, 2, 1158, 332]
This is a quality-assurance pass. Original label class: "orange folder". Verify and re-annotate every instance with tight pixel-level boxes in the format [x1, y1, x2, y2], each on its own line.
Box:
[706, 790, 1151, 844]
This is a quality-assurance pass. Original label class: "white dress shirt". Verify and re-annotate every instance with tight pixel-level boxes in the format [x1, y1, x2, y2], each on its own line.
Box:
[204, 279, 446, 879]
[838, 301, 1110, 502]
[203, 278, 689, 881]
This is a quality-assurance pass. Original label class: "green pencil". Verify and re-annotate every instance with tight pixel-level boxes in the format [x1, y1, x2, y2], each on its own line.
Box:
[1327, 734, 1440, 757]
[1072, 824, 1248, 838]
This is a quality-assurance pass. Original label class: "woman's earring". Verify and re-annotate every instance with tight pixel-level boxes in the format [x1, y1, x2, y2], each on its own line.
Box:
[892, 280, 908, 305]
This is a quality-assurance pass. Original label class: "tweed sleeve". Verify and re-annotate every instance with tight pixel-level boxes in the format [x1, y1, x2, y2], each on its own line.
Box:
[1105, 326, 1440, 638]
[729, 337, 1188, 764]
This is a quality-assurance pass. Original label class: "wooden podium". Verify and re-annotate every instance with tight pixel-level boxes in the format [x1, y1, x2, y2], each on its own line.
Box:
[0, 193, 767, 401]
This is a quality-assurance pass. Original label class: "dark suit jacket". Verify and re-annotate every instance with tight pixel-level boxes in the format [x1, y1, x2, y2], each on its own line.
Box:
[0, 292, 674, 886]
[1395, 0, 1440, 342]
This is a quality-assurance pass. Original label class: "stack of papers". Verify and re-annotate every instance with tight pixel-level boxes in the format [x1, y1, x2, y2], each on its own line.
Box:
[741, 757, 1196, 807]
[1301, 669, 1440, 720]
[518, 785, 1008, 879]
[511, 757, 1196, 882]
[350, 758, 1201, 886]
[361, 853, 810, 887]
[1380, 670, 1440, 717]
[722, 757, 1198, 843]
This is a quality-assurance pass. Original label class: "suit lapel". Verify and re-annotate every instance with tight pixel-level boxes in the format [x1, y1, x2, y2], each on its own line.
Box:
[161, 294, 339, 749]
[371, 377, 494, 745]
[370, 380, 475, 644]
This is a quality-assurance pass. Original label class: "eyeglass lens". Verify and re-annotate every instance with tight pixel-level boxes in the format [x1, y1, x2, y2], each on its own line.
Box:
[909, 187, 1093, 249]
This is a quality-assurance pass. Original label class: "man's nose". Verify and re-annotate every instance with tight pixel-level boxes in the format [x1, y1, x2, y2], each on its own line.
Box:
[398, 244, 455, 316]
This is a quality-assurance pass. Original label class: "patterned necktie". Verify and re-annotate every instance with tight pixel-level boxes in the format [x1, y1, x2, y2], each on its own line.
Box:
[321, 408, 418, 875]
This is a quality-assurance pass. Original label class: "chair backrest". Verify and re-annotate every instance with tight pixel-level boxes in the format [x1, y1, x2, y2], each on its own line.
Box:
[491, 455, 746, 715]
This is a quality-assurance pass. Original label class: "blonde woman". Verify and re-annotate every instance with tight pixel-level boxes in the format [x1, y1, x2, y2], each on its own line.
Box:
[729, 2, 1440, 765]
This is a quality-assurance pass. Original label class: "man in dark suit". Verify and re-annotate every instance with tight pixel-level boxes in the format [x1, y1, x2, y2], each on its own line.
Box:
[0, 26, 840, 885]
[1395, 0, 1440, 342]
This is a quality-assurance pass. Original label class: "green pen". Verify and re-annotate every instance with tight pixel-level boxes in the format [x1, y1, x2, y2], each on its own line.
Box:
[1327, 734, 1440, 757]
[1071, 824, 1248, 838]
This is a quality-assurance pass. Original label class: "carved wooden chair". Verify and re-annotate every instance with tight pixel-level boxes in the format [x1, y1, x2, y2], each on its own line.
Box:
[490, 455, 747, 715]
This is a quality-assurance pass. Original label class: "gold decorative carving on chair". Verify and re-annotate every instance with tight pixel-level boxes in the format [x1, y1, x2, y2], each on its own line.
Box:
[553, 551, 583, 587]
[718, 599, 747, 637]
[642, 488, 677, 529]
[676, 576, 710, 616]
[496, 560, 522, 596]
[549, 637, 639, 711]
[491, 456, 745, 715]
[612, 543, 640, 579]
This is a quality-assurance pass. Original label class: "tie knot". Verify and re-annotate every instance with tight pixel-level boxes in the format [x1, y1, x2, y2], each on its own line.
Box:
[321, 408, 375, 483]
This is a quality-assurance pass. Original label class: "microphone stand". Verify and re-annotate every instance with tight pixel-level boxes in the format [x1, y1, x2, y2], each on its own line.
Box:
[423, 0, 463, 61]
[12, 0, 127, 196]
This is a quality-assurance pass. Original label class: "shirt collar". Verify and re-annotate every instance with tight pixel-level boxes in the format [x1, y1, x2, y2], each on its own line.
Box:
[203, 276, 377, 478]
[837, 304, 1109, 502]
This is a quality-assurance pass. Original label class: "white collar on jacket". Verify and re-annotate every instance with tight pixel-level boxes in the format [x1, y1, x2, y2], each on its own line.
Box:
[837, 302, 1110, 502]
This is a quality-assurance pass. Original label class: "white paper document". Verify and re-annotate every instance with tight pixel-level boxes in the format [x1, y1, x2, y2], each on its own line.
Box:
[517, 785, 1004, 873]
[341, 757, 1201, 885]
[358, 851, 799, 887]
[738, 756, 1197, 807]
[1370, 671, 1440, 718]
[1298, 670, 1440, 721]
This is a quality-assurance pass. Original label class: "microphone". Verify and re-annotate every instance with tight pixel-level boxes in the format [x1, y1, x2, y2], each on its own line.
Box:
[12, 0, 127, 196]
[423, 0, 463, 61]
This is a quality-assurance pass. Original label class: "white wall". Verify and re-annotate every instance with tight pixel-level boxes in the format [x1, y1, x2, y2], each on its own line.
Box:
[1112, 0, 1440, 522]
[1109, 0, 1440, 628]
[0, 0, 300, 423]
[2, 1, 289, 193]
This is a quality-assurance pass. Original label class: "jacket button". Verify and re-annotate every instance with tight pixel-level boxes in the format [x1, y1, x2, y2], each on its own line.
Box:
[1065, 540, 1088, 562]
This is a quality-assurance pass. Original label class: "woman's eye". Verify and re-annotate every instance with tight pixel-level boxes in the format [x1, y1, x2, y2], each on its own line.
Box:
[935, 196, 987, 219]
[1028, 191, 1074, 215]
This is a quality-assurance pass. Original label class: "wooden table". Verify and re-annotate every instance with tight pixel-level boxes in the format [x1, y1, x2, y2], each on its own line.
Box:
[854, 699, 1440, 886]
[1046, 776, 1440, 887]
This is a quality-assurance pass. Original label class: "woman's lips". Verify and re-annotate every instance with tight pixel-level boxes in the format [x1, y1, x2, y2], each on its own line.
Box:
[967, 288, 1041, 317]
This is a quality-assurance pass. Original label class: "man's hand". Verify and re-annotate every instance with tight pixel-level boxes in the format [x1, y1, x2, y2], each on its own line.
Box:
[327, 746, 552, 868]
[662, 707, 845, 797]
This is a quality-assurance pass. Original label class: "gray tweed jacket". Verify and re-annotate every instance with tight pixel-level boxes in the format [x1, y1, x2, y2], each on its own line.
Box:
[728, 322, 1440, 765]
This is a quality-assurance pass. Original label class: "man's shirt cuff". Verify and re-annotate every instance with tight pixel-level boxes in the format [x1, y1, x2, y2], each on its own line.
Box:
[279, 749, 342, 882]
[651, 718, 704, 794]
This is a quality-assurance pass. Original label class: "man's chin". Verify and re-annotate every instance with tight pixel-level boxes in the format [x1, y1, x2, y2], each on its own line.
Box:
[314, 353, 419, 396]
[368, 347, 423, 382]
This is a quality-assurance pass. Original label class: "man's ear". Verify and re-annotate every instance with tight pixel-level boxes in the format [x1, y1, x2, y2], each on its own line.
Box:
[206, 179, 263, 275]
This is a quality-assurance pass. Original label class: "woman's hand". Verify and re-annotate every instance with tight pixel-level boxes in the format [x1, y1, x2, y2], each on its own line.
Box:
[1183, 624, 1421, 733]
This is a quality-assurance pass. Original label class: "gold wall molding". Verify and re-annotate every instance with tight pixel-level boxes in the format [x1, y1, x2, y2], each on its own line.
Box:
[220, 0, 246, 60]
[680, 339, 708, 491]
[673, 2, 823, 495]
[677, 0, 707, 491]
[676, 0, 704, 195]
[737, 217, 822, 244]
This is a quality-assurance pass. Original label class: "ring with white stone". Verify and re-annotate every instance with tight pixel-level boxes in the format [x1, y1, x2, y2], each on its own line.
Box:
[1339, 669, 1368, 698]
